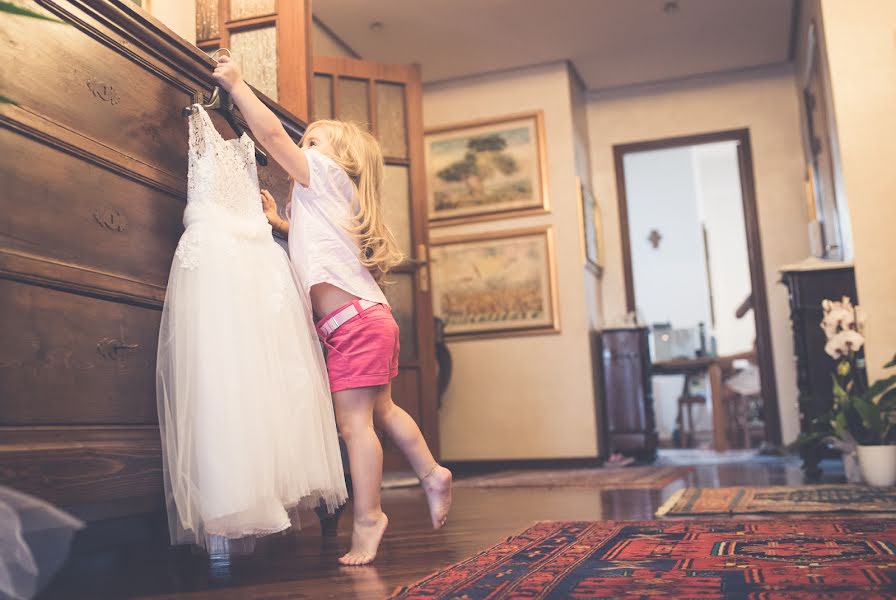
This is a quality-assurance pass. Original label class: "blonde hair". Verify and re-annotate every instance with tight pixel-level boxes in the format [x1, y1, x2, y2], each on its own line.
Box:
[303, 120, 404, 281]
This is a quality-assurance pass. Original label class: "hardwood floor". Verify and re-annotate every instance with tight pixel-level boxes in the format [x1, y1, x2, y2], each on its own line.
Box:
[39, 452, 845, 600]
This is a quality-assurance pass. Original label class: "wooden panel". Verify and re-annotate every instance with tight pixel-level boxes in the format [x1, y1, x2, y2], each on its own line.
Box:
[0, 427, 162, 509]
[0, 0, 310, 521]
[598, 328, 657, 460]
[0, 280, 160, 425]
[1, 9, 192, 180]
[0, 127, 183, 290]
[276, 0, 313, 122]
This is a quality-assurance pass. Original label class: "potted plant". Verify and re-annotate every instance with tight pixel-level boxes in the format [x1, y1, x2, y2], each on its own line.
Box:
[793, 297, 896, 485]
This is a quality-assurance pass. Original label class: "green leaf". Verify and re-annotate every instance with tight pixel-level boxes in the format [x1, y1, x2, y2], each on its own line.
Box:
[864, 374, 896, 403]
[787, 431, 829, 451]
[833, 411, 849, 438]
[879, 388, 896, 410]
[853, 395, 883, 436]
[0, 96, 17, 106]
[833, 373, 849, 401]
[0, 1, 66, 22]
[885, 353, 896, 369]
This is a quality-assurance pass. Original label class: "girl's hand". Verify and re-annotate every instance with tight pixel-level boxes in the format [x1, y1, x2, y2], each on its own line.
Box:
[260, 189, 279, 222]
[260, 189, 287, 233]
[212, 55, 243, 93]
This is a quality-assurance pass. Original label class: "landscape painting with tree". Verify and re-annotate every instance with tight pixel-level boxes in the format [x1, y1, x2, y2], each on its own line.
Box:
[425, 112, 548, 225]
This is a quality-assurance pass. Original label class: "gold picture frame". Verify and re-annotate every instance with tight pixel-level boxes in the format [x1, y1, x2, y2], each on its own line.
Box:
[429, 226, 560, 340]
[424, 111, 550, 227]
[576, 177, 604, 276]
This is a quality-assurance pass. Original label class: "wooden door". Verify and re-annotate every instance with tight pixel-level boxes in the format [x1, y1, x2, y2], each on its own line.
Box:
[195, 0, 313, 121]
[312, 57, 440, 469]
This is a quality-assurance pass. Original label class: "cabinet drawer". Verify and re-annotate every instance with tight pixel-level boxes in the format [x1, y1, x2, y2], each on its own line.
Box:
[1, 6, 191, 179]
[0, 427, 163, 511]
[0, 127, 184, 291]
[0, 279, 160, 425]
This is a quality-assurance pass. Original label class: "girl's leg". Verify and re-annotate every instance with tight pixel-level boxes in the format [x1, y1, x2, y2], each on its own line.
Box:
[333, 386, 389, 566]
[373, 383, 452, 529]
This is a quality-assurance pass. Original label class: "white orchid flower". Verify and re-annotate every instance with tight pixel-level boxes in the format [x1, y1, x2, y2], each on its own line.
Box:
[841, 329, 864, 352]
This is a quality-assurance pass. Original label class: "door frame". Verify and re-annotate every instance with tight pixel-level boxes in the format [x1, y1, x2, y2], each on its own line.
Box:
[611, 128, 781, 446]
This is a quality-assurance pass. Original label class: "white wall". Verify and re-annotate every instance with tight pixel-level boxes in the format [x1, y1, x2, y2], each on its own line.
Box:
[819, 0, 896, 380]
[625, 147, 711, 333]
[794, 0, 853, 261]
[693, 142, 754, 356]
[587, 65, 810, 444]
[425, 63, 600, 460]
[149, 0, 196, 45]
[625, 146, 713, 439]
[312, 18, 359, 59]
[569, 67, 603, 330]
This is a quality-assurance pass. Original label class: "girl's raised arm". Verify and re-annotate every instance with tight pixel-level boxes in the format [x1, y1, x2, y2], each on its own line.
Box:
[212, 56, 311, 187]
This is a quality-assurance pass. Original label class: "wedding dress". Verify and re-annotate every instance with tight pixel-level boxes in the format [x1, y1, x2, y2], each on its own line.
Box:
[155, 105, 346, 553]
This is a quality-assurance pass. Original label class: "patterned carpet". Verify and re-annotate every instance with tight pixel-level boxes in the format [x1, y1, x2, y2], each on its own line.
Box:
[657, 485, 896, 516]
[455, 465, 694, 490]
[390, 519, 896, 599]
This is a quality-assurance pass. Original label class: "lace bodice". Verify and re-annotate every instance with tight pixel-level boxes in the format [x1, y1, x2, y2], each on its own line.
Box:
[187, 105, 264, 218]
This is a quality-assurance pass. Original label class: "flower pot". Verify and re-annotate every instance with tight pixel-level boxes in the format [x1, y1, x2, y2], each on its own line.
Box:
[856, 445, 896, 487]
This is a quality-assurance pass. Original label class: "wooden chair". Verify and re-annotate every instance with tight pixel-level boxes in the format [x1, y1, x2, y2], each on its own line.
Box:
[717, 349, 762, 449]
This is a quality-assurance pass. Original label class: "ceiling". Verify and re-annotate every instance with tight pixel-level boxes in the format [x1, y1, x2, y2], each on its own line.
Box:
[313, 0, 796, 92]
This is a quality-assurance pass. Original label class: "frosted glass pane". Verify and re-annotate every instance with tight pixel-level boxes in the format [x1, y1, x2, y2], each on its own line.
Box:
[376, 82, 407, 158]
[337, 77, 369, 130]
[229, 0, 275, 20]
[313, 74, 333, 121]
[383, 273, 416, 362]
[196, 0, 219, 40]
[230, 26, 278, 100]
[383, 165, 412, 259]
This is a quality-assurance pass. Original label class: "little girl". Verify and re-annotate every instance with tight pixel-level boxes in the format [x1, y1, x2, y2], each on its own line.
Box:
[213, 56, 452, 565]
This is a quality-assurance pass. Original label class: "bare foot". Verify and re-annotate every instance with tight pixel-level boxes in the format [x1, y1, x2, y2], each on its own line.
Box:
[339, 512, 388, 566]
[421, 465, 452, 529]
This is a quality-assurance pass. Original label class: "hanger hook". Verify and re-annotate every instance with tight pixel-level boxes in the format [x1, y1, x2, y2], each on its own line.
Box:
[210, 48, 232, 63]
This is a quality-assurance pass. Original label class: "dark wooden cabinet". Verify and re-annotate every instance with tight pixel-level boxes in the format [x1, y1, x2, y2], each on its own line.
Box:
[780, 264, 857, 479]
[593, 328, 657, 461]
[0, 0, 305, 521]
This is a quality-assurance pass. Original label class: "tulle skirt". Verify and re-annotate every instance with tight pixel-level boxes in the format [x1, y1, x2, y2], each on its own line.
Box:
[156, 206, 347, 553]
[0, 486, 82, 600]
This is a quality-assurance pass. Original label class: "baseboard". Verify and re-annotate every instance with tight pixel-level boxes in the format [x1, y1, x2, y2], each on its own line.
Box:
[444, 456, 603, 476]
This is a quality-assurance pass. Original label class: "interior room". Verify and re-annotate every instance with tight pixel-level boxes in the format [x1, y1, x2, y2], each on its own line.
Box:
[2, 0, 895, 598]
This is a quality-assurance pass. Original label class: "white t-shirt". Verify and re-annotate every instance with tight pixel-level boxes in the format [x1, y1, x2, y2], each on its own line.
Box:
[287, 148, 389, 306]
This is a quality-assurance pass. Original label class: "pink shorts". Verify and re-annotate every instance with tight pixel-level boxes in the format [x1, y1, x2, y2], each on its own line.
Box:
[315, 301, 400, 393]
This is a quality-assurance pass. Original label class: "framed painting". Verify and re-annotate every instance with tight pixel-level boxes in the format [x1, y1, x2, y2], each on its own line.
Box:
[424, 112, 549, 227]
[577, 178, 603, 275]
[430, 226, 560, 340]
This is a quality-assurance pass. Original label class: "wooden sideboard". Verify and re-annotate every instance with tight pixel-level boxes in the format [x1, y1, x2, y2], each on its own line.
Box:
[593, 328, 658, 461]
[779, 263, 857, 480]
[0, 0, 304, 521]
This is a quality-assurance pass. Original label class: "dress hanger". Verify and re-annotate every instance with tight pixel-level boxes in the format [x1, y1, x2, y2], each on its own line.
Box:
[182, 49, 268, 166]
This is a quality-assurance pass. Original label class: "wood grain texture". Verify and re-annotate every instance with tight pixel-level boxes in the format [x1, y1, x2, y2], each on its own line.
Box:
[0, 279, 161, 425]
[1, 0, 308, 520]
[0, 426, 163, 508]
[595, 328, 658, 460]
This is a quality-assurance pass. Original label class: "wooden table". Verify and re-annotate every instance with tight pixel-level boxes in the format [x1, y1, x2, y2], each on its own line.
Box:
[651, 357, 728, 452]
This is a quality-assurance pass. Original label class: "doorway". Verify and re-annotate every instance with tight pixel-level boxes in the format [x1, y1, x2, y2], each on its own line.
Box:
[613, 129, 780, 450]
